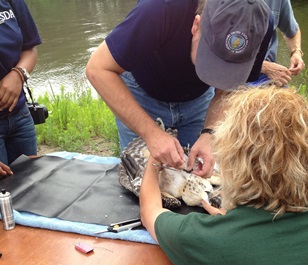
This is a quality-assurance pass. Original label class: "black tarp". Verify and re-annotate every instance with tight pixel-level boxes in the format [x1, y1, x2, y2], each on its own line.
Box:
[1, 155, 139, 225]
[0, 155, 204, 226]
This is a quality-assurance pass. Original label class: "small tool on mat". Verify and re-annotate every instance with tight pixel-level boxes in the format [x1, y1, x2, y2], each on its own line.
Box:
[94, 218, 142, 234]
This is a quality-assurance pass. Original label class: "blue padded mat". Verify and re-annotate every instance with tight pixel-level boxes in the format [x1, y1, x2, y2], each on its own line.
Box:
[0, 152, 156, 245]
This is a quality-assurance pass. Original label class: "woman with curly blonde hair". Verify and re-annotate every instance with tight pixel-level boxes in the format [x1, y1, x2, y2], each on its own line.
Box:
[140, 85, 308, 265]
[211, 85, 308, 217]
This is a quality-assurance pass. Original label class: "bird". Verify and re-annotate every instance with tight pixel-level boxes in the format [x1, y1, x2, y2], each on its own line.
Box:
[118, 118, 222, 210]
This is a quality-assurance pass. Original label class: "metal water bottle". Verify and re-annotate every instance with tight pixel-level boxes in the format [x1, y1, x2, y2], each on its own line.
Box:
[0, 189, 15, 230]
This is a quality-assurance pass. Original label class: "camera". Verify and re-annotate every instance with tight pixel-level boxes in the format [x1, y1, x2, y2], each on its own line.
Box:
[27, 102, 49, 125]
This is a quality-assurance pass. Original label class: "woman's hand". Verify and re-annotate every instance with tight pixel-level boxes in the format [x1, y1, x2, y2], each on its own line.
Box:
[201, 200, 226, 216]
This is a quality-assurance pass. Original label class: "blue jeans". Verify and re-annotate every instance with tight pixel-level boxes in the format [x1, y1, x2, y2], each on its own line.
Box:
[117, 72, 215, 151]
[0, 103, 37, 165]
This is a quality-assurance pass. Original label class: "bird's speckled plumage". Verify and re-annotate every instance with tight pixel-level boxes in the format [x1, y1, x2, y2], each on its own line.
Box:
[118, 119, 221, 209]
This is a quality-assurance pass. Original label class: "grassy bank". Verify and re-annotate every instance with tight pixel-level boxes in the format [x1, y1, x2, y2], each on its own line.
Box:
[34, 85, 120, 157]
[33, 76, 307, 157]
[298, 70, 308, 97]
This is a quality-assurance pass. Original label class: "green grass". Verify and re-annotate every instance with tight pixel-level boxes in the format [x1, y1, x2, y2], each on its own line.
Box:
[32, 73, 307, 158]
[34, 85, 120, 156]
[297, 69, 308, 97]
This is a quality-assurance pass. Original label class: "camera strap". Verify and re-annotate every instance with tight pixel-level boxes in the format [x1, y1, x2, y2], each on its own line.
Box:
[23, 80, 36, 107]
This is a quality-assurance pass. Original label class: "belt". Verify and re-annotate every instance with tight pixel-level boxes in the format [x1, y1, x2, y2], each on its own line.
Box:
[0, 109, 19, 120]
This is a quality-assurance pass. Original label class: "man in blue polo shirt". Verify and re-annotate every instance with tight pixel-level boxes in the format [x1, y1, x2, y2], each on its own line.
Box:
[86, 0, 273, 177]
[0, 0, 41, 167]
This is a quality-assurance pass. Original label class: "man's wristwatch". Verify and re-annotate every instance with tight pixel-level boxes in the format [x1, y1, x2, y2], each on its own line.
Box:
[11, 67, 30, 82]
[18, 67, 30, 81]
[199, 128, 215, 136]
[290, 48, 304, 57]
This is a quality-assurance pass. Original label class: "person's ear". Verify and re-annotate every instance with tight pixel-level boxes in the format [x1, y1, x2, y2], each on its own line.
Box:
[191, 15, 201, 36]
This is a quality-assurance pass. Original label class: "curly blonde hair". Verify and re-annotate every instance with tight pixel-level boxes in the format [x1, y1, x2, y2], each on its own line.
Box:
[213, 86, 308, 216]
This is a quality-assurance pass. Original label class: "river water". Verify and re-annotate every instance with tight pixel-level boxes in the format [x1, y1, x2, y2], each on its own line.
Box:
[25, 0, 308, 98]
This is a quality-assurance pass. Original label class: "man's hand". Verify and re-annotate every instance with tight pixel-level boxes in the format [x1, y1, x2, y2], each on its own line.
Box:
[289, 51, 305, 76]
[187, 133, 215, 178]
[262, 61, 292, 87]
[0, 47, 38, 111]
[0, 71, 23, 111]
[0, 162, 13, 177]
[145, 129, 185, 170]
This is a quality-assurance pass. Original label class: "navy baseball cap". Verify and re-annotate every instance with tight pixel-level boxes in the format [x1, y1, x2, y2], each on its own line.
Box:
[195, 0, 271, 90]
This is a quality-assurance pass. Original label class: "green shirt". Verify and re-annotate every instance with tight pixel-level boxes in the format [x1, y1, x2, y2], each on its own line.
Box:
[155, 206, 308, 265]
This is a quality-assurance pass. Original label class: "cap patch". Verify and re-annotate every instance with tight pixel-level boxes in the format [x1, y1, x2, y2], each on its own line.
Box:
[225, 31, 248, 53]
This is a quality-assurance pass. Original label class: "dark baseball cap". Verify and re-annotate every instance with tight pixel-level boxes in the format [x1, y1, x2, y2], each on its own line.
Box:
[195, 0, 271, 90]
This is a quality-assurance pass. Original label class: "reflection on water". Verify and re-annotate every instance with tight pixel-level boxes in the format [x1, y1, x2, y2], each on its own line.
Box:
[25, 0, 307, 98]
[26, 0, 136, 97]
